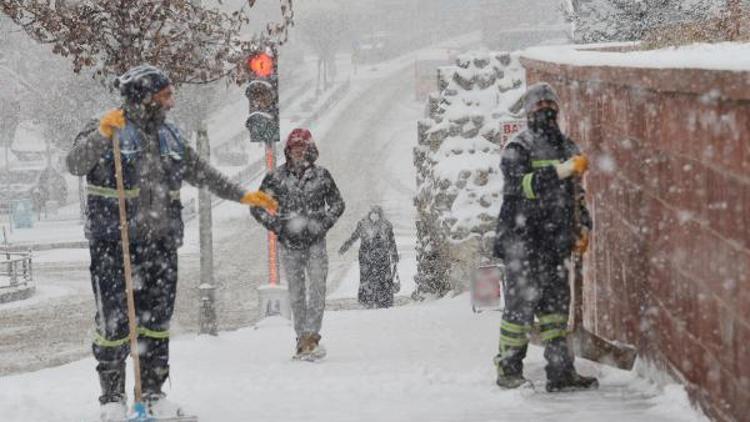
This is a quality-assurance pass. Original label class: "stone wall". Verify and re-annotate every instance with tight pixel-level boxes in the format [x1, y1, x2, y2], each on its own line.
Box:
[521, 54, 749, 422]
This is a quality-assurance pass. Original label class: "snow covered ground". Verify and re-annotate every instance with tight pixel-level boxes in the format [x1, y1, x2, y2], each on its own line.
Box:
[0, 32, 710, 422]
[0, 294, 707, 422]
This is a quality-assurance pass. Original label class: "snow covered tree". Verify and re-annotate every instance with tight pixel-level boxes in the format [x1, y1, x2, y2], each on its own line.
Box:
[414, 52, 526, 296]
[0, 0, 294, 222]
[0, 0, 294, 84]
[564, 0, 728, 43]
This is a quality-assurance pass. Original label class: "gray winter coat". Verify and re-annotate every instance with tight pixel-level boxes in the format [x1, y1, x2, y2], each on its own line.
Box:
[251, 162, 345, 250]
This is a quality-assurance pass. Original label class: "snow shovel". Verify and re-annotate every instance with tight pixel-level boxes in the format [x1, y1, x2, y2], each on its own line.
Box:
[111, 133, 198, 422]
[567, 183, 637, 371]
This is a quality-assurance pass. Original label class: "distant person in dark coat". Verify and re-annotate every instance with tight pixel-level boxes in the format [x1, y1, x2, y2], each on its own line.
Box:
[339, 206, 399, 308]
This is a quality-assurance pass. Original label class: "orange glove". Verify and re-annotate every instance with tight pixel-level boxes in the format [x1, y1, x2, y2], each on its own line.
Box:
[574, 230, 589, 255]
[98, 109, 126, 139]
[241, 191, 278, 213]
[555, 154, 589, 179]
[571, 155, 589, 176]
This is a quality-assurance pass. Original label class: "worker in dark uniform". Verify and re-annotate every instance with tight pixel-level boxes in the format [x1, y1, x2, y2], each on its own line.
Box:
[492, 82, 598, 392]
[67, 65, 277, 420]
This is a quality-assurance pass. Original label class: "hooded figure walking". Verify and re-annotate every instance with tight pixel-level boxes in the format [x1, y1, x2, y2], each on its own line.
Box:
[66, 65, 277, 421]
[492, 82, 598, 392]
[251, 128, 345, 361]
[338, 206, 399, 308]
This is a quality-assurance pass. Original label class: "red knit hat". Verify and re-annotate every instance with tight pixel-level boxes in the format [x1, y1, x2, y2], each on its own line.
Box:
[284, 128, 318, 163]
[286, 128, 313, 148]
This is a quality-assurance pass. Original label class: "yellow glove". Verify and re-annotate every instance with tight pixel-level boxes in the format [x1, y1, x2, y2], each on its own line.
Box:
[555, 154, 589, 179]
[574, 230, 589, 255]
[241, 191, 278, 213]
[98, 109, 126, 139]
[571, 155, 589, 176]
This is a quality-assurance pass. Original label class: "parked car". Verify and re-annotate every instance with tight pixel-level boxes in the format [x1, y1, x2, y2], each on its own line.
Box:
[0, 168, 38, 215]
[0, 166, 67, 215]
[353, 32, 393, 65]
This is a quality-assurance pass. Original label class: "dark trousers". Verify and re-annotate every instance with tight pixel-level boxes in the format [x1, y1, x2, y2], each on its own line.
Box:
[495, 241, 575, 381]
[358, 257, 394, 309]
[89, 238, 178, 390]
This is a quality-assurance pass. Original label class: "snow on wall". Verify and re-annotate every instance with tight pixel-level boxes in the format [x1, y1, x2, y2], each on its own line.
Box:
[523, 41, 750, 71]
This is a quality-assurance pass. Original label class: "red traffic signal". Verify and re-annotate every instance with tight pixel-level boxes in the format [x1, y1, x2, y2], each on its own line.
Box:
[247, 52, 274, 78]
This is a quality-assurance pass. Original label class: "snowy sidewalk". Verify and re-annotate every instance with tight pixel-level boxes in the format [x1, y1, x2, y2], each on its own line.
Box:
[0, 295, 706, 422]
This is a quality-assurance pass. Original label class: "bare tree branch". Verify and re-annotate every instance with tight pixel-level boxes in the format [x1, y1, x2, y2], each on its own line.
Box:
[0, 0, 295, 85]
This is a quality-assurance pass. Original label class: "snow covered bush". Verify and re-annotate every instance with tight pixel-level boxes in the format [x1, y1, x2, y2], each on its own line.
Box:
[413, 51, 525, 296]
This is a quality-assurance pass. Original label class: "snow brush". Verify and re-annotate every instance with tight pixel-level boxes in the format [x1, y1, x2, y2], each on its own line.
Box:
[112, 133, 198, 422]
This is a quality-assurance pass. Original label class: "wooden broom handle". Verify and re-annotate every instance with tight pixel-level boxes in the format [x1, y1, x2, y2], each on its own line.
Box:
[112, 132, 143, 402]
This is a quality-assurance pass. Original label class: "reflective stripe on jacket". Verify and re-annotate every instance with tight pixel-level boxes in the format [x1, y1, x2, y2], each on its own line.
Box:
[493, 129, 591, 259]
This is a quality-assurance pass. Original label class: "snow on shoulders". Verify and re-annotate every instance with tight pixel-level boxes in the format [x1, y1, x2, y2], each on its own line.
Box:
[522, 41, 750, 72]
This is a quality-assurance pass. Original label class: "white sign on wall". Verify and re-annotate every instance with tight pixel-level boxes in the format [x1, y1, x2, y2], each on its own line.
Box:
[499, 119, 526, 147]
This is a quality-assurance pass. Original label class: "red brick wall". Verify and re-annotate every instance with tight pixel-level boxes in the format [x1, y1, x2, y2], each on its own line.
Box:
[521, 57, 750, 422]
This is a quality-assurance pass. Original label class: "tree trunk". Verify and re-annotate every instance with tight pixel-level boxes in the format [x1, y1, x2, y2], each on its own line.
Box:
[728, 0, 742, 40]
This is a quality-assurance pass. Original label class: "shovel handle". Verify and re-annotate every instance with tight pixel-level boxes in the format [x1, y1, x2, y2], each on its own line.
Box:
[571, 180, 585, 330]
[112, 132, 143, 403]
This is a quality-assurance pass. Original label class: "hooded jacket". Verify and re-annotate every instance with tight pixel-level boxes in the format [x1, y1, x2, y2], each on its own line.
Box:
[340, 206, 398, 264]
[494, 83, 591, 259]
[251, 143, 345, 250]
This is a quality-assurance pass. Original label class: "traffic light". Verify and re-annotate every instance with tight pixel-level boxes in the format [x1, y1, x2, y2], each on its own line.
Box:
[245, 50, 280, 144]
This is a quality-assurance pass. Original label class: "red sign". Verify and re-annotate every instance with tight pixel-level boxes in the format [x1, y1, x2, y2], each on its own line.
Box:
[248, 53, 274, 78]
[471, 264, 504, 312]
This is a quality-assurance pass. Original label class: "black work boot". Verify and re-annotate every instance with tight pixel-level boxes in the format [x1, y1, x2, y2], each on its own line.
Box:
[543, 338, 598, 392]
[546, 371, 599, 392]
[493, 354, 528, 389]
[97, 362, 126, 405]
[141, 364, 169, 398]
[97, 362, 127, 421]
[496, 372, 529, 389]
[141, 365, 185, 417]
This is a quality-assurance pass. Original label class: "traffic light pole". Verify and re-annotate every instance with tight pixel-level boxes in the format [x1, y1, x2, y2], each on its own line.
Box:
[265, 140, 280, 287]
[245, 43, 289, 321]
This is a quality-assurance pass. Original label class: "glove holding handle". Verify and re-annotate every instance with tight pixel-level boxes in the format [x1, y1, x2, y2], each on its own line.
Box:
[556, 154, 588, 179]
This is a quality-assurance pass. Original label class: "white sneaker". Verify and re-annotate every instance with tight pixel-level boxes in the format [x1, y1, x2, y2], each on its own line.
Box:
[145, 393, 186, 417]
[100, 401, 127, 421]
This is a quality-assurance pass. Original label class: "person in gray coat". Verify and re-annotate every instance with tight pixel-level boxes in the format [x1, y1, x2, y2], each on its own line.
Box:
[251, 128, 345, 360]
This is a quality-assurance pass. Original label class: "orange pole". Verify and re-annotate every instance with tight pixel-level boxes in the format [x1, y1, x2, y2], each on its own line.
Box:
[265, 142, 279, 286]
[268, 232, 279, 286]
